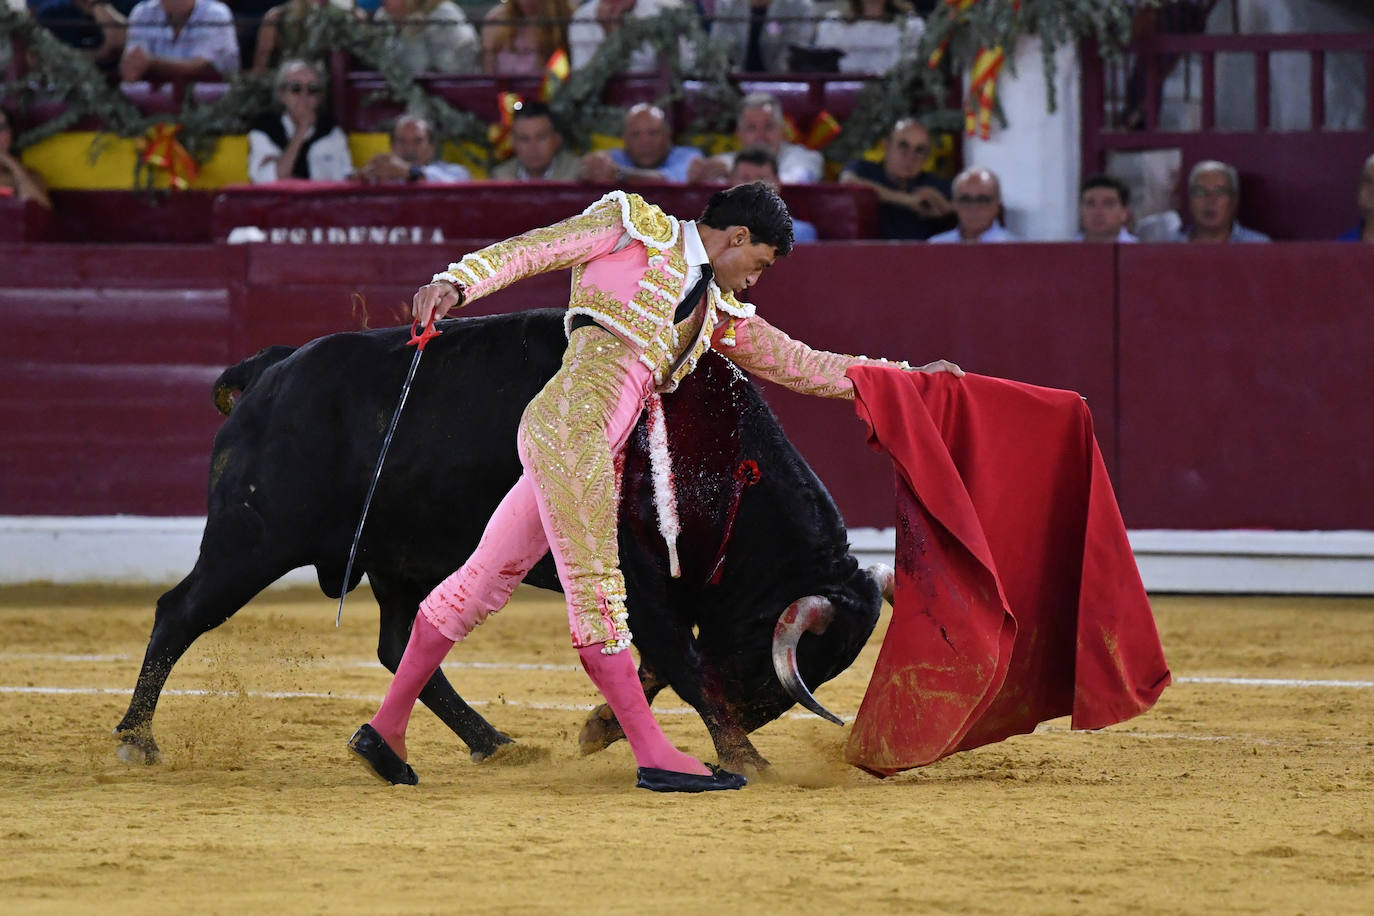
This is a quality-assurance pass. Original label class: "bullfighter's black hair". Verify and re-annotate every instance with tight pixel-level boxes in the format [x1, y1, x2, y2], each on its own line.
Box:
[699, 181, 794, 257]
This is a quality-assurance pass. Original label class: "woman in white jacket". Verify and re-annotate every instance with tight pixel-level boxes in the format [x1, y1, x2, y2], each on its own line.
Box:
[247, 58, 354, 183]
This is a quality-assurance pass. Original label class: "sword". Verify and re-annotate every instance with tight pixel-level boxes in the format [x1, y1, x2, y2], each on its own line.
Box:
[336, 316, 442, 626]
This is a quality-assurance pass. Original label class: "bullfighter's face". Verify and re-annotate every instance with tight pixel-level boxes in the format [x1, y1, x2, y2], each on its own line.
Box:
[710, 228, 777, 295]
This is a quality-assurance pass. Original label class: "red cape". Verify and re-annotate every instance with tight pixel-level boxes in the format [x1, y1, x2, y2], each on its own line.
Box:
[843, 368, 1171, 776]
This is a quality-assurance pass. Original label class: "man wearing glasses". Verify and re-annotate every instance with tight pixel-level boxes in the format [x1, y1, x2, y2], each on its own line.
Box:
[928, 166, 1017, 243]
[840, 118, 956, 240]
[1174, 160, 1270, 243]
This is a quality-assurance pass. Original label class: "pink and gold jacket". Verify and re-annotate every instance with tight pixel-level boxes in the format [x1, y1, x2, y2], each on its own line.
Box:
[436, 190, 907, 396]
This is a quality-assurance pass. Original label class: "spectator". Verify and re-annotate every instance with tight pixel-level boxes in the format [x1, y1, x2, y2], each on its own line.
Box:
[1175, 160, 1269, 243]
[568, 0, 680, 72]
[928, 166, 1016, 243]
[710, 0, 816, 74]
[247, 58, 353, 183]
[813, 0, 923, 75]
[353, 113, 471, 184]
[689, 92, 824, 185]
[251, 0, 353, 74]
[482, 0, 572, 75]
[579, 103, 702, 184]
[32, 0, 134, 70]
[0, 108, 52, 209]
[1337, 154, 1374, 243]
[488, 101, 582, 180]
[728, 146, 818, 242]
[374, 0, 481, 75]
[1076, 173, 1137, 243]
[119, 0, 241, 83]
[838, 117, 953, 240]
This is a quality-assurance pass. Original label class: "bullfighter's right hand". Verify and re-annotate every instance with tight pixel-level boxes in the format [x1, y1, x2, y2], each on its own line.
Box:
[413, 280, 464, 327]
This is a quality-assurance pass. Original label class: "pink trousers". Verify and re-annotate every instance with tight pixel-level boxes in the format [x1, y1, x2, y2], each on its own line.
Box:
[419, 327, 653, 650]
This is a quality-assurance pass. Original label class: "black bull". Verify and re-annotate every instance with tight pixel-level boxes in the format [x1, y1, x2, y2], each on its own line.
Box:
[114, 309, 890, 772]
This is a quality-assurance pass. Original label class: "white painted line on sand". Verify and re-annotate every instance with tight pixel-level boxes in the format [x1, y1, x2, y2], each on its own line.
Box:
[5, 652, 1372, 688]
[1177, 675, 1374, 689]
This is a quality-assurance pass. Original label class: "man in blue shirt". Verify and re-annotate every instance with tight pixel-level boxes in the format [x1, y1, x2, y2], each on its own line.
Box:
[928, 167, 1017, 243]
[1172, 160, 1269, 243]
[580, 103, 702, 184]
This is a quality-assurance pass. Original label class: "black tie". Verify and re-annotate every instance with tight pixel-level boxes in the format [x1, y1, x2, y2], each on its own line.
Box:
[674, 265, 713, 324]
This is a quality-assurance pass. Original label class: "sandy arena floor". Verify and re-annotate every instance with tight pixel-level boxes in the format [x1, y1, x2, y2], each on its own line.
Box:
[0, 584, 1371, 914]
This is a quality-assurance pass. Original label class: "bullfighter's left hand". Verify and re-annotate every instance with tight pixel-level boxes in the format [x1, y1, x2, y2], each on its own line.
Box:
[907, 359, 964, 377]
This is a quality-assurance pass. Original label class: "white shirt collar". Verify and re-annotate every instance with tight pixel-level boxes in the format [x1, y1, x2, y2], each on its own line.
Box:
[681, 220, 710, 269]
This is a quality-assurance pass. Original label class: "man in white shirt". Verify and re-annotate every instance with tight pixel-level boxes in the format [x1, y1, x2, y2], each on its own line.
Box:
[928, 166, 1018, 243]
[689, 92, 824, 185]
[119, 0, 239, 83]
[568, 0, 681, 72]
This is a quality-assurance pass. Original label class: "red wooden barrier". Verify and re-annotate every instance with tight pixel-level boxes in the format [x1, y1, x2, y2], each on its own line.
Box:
[3, 241, 1372, 533]
[1116, 242, 1374, 529]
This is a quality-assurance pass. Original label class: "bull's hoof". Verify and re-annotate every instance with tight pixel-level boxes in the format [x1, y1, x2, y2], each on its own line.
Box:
[113, 728, 162, 766]
[578, 703, 625, 755]
[468, 732, 515, 763]
[720, 750, 771, 777]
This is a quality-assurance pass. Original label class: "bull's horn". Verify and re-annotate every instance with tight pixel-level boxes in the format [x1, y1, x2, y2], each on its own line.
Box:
[771, 595, 844, 726]
[866, 563, 895, 605]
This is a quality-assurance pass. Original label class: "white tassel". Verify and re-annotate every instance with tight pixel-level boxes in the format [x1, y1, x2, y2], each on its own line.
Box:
[645, 394, 681, 578]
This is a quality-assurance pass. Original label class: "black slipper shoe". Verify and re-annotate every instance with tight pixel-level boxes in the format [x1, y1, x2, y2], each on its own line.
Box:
[635, 763, 746, 793]
[348, 724, 419, 786]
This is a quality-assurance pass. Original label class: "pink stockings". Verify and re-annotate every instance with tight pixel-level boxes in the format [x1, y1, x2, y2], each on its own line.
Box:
[368, 613, 706, 775]
[367, 328, 707, 776]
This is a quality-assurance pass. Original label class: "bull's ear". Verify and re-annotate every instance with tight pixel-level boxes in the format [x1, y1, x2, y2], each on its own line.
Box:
[771, 595, 843, 726]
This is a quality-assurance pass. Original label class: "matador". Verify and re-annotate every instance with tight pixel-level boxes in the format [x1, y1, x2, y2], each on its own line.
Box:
[349, 182, 962, 792]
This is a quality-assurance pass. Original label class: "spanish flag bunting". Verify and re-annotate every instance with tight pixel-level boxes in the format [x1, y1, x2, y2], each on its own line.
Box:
[965, 45, 1005, 140]
[139, 122, 197, 190]
[538, 49, 570, 103]
[927, 37, 949, 69]
[487, 91, 524, 160]
[803, 110, 842, 150]
[781, 112, 801, 145]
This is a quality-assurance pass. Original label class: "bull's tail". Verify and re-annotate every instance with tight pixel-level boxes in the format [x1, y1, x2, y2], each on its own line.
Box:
[212, 345, 297, 416]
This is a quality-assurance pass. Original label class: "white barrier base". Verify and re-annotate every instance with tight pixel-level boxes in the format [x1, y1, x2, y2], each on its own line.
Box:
[2, 518, 1372, 595]
[845, 528, 1374, 595]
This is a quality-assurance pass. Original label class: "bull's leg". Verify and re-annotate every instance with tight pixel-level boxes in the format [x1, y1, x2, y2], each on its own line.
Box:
[113, 533, 293, 765]
[577, 661, 668, 755]
[671, 647, 771, 774]
[369, 575, 513, 762]
[632, 622, 772, 774]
